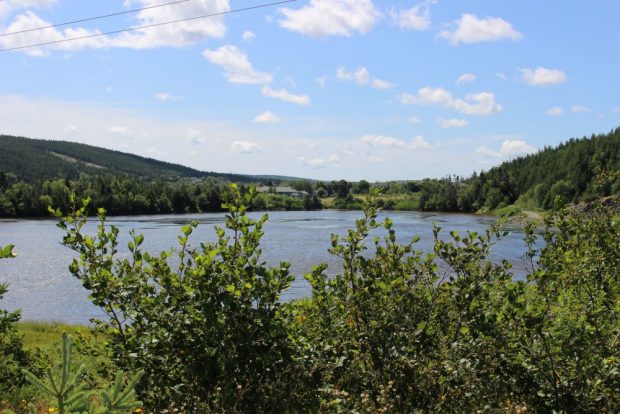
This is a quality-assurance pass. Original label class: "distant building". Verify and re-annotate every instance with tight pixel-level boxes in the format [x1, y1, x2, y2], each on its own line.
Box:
[257, 186, 309, 198]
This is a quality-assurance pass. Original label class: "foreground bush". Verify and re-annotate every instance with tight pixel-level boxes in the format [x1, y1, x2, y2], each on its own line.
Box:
[54, 186, 300, 412]
[0, 244, 37, 405]
[49, 187, 619, 412]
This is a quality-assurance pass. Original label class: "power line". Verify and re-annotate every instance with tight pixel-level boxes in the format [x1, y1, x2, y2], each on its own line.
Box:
[0, 0, 296, 52]
[0, 0, 192, 37]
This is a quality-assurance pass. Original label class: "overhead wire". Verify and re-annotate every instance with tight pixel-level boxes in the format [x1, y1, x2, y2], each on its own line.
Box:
[0, 0, 296, 52]
[0, 0, 192, 37]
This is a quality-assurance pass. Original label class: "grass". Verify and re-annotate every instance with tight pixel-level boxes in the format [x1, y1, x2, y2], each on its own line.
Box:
[322, 193, 421, 211]
[17, 321, 93, 351]
[494, 205, 523, 218]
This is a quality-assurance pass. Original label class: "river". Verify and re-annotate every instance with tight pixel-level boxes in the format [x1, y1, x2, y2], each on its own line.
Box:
[0, 210, 537, 324]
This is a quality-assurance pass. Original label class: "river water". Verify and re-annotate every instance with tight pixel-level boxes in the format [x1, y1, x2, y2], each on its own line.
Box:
[0, 210, 536, 324]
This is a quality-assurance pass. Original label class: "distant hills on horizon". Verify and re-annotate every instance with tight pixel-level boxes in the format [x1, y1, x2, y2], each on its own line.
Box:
[1, 129, 619, 194]
[0, 134, 305, 184]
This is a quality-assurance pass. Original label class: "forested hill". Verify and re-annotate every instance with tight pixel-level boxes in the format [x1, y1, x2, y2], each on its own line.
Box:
[0, 134, 256, 183]
[420, 127, 620, 212]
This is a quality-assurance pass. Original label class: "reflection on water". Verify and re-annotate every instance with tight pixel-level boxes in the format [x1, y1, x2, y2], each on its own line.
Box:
[0, 210, 538, 324]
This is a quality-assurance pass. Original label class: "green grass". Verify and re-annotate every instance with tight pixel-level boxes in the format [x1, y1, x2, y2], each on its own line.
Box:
[17, 321, 93, 351]
[393, 198, 420, 211]
[322, 193, 421, 211]
[494, 205, 523, 218]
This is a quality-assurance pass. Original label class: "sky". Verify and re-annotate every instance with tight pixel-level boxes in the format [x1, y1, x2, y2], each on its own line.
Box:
[1, 0, 619, 181]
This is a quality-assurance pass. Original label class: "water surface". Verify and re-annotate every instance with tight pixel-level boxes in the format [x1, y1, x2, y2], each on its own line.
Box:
[0, 210, 535, 324]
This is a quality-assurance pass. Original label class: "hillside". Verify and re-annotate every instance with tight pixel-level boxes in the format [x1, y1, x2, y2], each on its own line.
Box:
[0, 134, 257, 183]
[418, 127, 620, 212]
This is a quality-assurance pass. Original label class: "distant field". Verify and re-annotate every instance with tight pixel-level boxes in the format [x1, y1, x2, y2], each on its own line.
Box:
[322, 193, 421, 210]
[17, 321, 94, 350]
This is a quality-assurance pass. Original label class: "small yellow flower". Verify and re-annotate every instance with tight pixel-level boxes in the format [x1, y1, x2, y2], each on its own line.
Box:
[49, 408, 57, 413]
[133, 408, 143, 413]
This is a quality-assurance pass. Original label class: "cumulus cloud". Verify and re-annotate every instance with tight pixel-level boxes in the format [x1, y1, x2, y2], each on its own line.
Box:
[360, 134, 432, 150]
[64, 123, 80, 134]
[202, 45, 272, 84]
[336, 66, 394, 89]
[242, 30, 255, 41]
[0, 12, 106, 56]
[546, 106, 564, 116]
[520, 67, 567, 86]
[572, 105, 591, 113]
[261, 86, 310, 105]
[253, 111, 280, 123]
[440, 14, 522, 45]
[316, 76, 328, 88]
[0, 0, 229, 54]
[299, 153, 341, 169]
[0, 0, 56, 19]
[390, 0, 435, 31]
[397, 86, 502, 115]
[438, 118, 469, 128]
[188, 128, 206, 144]
[456, 73, 476, 84]
[109, 126, 133, 137]
[154, 93, 182, 101]
[109, 0, 229, 49]
[476, 139, 536, 159]
[278, 0, 379, 38]
[231, 140, 261, 153]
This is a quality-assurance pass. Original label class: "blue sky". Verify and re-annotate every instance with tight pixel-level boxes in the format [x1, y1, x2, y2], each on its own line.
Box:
[1, 0, 619, 181]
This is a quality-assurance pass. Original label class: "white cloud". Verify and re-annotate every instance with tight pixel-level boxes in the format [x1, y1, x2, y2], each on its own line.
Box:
[0, 12, 106, 56]
[495, 72, 508, 80]
[336, 66, 394, 89]
[360, 134, 432, 150]
[188, 128, 206, 144]
[439, 118, 469, 128]
[154, 92, 182, 101]
[456, 73, 476, 84]
[406, 116, 421, 124]
[261, 86, 310, 106]
[0, 0, 56, 19]
[367, 155, 383, 163]
[299, 153, 341, 169]
[440, 14, 522, 45]
[390, 0, 435, 31]
[475, 146, 503, 159]
[476, 139, 536, 159]
[278, 0, 379, 38]
[520, 67, 567, 86]
[231, 141, 261, 153]
[202, 45, 272, 85]
[0, 0, 230, 54]
[371, 79, 394, 89]
[155, 93, 172, 101]
[546, 106, 564, 116]
[109, 126, 133, 137]
[64, 123, 80, 134]
[316, 76, 328, 88]
[253, 111, 280, 124]
[110, 0, 228, 49]
[571, 105, 591, 113]
[500, 139, 536, 156]
[397, 86, 502, 115]
[613, 107, 620, 113]
[242, 30, 255, 41]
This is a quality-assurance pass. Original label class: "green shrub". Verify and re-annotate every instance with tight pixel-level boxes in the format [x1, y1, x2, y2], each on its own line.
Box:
[53, 186, 300, 412]
[0, 244, 36, 403]
[48, 187, 619, 412]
